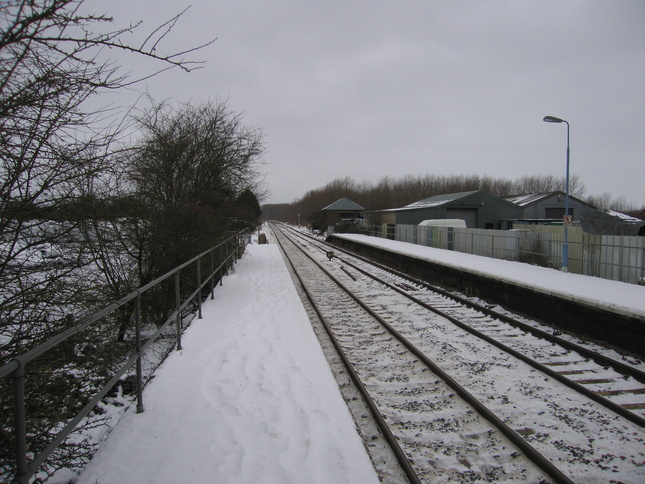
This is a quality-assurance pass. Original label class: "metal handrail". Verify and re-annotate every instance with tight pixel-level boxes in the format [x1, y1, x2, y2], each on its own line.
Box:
[1, 229, 249, 484]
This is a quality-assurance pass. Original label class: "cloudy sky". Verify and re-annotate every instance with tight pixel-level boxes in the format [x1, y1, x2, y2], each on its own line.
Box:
[100, 0, 644, 207]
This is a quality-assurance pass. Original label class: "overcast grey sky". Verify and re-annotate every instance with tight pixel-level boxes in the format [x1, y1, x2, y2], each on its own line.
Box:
[101, 0, 645, 206]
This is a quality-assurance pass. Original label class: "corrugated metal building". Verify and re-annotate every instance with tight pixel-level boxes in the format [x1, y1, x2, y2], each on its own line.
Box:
[505, 191, 596, 222]
[385, 190, 523, 229]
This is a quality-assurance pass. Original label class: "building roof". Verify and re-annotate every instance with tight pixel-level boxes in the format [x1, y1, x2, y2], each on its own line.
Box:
[580, 209, 645, 235]
[506, 191, 595, 208]
[505, 193, 553, 207]
[321, 198, 364, 212]
[603, 210, 643, 223]
[385, 190, 481, 212]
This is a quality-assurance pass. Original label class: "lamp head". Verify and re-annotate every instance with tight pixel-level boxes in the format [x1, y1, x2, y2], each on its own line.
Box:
[543, 115, 564, 123]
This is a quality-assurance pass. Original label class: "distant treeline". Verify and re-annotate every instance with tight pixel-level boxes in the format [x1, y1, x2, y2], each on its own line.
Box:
[5, 195, 142, 222]
[6, 191, 262, 225]
[262, 174, 643, 225]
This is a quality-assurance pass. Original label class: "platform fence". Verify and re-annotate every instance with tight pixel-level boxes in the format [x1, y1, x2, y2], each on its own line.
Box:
[363, 224, 645, 286]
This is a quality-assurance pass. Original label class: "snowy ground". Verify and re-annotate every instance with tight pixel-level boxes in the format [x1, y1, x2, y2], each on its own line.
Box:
[74, 231, 380, 484]
[69, 228, 644, 484]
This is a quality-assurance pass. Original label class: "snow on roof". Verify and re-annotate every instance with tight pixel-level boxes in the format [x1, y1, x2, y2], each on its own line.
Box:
[506, 192, 596, 208]
[386, 190, 480, 212]
[322, 198, 364, 212]
[505, 192, 557, 207]
[604, 210, 643, 223]
[506, 192, 572, 207]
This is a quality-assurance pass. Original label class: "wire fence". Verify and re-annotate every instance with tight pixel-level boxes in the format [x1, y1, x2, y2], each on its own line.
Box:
[0, 230, 249, 484]
[364, 224, 645, 285]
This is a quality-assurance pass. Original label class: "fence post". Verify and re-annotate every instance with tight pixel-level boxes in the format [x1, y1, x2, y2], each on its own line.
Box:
[175, 271, 182, 351]
[197, 255, 203, 319]
[135, 292, 144, 413]
[12, 363, 28, 484]
[210, 249, 215, 299]
[217, 244, 228, 286]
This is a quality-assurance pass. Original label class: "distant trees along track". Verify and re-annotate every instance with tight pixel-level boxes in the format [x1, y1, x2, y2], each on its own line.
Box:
[271, 222, 645, 484]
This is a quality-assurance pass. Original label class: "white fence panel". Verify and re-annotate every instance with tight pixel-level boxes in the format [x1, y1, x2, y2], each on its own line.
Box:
[397, 225, 415, 244]
[378, 224, 644, 285]
[600, 235, 645, 284]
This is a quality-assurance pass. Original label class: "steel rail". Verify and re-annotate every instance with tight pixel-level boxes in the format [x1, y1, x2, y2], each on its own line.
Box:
[332, 251, 645, 428]
[272, 225, 422, 484]
[283, 227, 645, 408]
[344, 248, 645, 383]
[325, 231, 645, 382]
[273, 223, 574, 484]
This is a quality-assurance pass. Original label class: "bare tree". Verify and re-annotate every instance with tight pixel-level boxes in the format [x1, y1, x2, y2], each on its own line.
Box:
[121, 99, 265, 322]
[586, 193, 638, 213]
[0, 0, 212, 358]
[0, 2, 212, 479]
[509, 174, 586, 198]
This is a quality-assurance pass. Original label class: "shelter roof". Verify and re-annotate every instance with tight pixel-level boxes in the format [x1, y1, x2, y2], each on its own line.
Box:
[322, 198, 365, 212]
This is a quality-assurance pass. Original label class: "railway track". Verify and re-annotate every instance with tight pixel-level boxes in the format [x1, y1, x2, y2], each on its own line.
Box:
[271, 222, 645, 483]
[284, 224, 645, 424]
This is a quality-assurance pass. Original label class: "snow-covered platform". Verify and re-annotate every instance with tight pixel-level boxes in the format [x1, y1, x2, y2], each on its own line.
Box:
[74, 234, 380, 484]
[66, 230, 644, 484]
[329, 233, 645, 355]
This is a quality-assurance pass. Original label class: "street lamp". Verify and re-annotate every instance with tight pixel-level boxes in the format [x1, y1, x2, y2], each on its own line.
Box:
[543, 115, 570, 272]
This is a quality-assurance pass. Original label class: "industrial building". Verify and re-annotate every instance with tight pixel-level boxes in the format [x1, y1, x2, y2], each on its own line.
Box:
[505, 191, 596, 223]
[382, 190, 523, 229]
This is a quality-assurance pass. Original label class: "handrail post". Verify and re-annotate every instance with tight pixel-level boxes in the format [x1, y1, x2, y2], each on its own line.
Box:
[13, 363, 28, 484]
[197, 255, 203, 319]
[135, 292, 144, 413]
[175, 271, 182, 351]
[210, 249, 215, 300]
[220, 244, 225, 281]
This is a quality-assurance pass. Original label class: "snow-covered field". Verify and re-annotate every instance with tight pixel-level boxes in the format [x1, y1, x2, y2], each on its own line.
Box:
[73, 231, 380, 484]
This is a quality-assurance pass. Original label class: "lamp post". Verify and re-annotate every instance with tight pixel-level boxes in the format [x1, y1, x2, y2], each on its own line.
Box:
[543, 115, 570, 272]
